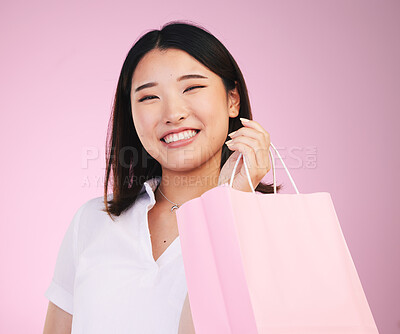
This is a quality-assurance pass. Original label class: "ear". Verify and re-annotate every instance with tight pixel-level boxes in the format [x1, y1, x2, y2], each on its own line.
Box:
[228, 81, 240, 118]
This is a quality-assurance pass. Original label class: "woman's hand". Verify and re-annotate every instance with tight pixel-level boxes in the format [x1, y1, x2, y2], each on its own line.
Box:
[218, 118, 272, 192]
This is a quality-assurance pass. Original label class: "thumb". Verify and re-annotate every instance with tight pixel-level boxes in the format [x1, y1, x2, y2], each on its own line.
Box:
[226, 150, 243, 170]
[218, 151, 243, 185]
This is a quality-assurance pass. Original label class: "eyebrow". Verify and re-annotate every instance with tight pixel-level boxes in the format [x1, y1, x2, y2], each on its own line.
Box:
[134, 74, 208, 94]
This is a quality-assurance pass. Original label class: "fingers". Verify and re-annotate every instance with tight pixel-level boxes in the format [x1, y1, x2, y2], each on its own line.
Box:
[226, 119, 271, 173]
[225, 136, 259, 168]
[225, 141, 258, 185]
[225, 139, 268, 179]
[228, 128, 269, 165]
[226, 138, 270, 174]
[234, 118, 271, 145]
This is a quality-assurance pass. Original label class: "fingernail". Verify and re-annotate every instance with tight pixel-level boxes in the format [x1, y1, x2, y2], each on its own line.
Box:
[240, 117, 250, 123]
[225, 139, 233, 145]
[228, 131, 237, 137]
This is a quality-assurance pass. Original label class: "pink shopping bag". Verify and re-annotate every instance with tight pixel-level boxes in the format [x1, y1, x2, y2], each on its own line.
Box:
[176, 142, 379, 334]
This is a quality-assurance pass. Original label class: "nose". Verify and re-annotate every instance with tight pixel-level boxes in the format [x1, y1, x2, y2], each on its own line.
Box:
[162, 97, 190, 124]
[164, 107, 188, 124]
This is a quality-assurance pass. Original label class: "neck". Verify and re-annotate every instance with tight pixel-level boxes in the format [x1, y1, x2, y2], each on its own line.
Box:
[155, 153, 222, 208]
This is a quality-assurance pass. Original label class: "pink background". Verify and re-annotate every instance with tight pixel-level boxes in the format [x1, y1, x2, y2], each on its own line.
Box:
[1, 0, 398, 333]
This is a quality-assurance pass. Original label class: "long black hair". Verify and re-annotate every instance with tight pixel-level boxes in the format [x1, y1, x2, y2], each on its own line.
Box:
[103, 20, 282, 220]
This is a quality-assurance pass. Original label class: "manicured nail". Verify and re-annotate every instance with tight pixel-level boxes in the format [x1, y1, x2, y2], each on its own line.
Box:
[225, 139, 233, 145]
[228, 131, 237, 137]
[240, 117, 250, 123]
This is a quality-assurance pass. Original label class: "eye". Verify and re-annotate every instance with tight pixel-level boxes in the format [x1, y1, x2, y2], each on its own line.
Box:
[138, 86, 205, 102]
[138, 95, 157, 102]
[184, 85, 205, 93]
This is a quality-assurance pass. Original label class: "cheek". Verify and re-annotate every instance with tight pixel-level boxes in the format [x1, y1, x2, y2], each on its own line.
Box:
[203, 98, 229, 126]
[132, 114, 155, 145]
[192, 92, 227, 121]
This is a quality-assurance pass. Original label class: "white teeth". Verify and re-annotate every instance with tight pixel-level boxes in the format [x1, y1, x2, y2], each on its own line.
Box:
[163, 130, 198, 144]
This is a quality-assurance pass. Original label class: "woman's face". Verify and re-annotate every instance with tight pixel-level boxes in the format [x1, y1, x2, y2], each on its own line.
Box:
[130, 48, 239, 173]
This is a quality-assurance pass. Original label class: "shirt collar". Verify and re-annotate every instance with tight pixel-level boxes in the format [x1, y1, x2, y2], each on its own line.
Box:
[140, 176, 162, 205]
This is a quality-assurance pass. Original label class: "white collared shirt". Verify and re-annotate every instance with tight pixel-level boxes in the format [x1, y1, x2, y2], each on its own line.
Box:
[45, 176, 188, 333]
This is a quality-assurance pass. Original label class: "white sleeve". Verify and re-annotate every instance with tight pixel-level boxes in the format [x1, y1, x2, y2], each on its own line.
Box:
[44, 203, 86, 315]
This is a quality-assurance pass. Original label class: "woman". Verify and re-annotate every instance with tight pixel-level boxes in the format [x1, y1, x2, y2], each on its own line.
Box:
[43, 20, 281, 334]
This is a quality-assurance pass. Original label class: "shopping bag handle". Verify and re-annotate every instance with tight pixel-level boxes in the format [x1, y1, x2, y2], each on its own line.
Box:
[229, 142, 300, 194]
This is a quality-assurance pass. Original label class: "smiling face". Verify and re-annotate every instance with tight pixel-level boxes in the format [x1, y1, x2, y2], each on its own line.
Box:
[130, 48, 239, 175]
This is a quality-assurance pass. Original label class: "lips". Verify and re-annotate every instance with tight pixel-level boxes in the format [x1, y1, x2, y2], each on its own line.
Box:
[160, 129, 200, 148]
[160, 127, 200, 141]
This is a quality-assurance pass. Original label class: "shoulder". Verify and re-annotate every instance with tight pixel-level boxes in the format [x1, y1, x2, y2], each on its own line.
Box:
[74, 190, 150, 236]
[70, 194, 115, 254]
[71, 194, 113, 235]
[72, 194, 109, 220]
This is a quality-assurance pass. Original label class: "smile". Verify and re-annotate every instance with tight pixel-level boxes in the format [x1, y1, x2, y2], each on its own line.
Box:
[162, 129, 199, 143]
[161, 130, 200, 148]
